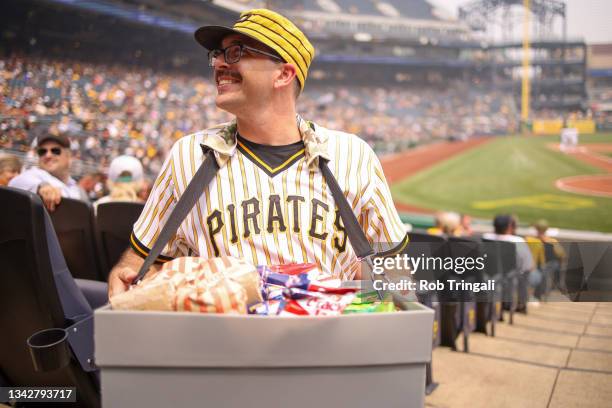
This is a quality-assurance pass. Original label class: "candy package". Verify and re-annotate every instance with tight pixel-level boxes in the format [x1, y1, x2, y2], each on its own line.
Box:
[263, 263, 319, 276]
[278, 292, 356, 316]
[343, 301, 396, 314]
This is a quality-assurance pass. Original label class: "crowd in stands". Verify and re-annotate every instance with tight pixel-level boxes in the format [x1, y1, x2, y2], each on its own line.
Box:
[1, 55, 231, 178]
[589, 86, 612, 130]
[304, 84, 517, 153]
[1, 54, 517, 177]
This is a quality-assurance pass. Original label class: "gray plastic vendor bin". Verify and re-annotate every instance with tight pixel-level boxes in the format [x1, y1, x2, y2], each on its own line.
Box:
[94, 302, 434, 408]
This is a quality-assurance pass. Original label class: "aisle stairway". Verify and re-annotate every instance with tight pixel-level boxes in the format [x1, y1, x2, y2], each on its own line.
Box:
[426, 300, 612, 408]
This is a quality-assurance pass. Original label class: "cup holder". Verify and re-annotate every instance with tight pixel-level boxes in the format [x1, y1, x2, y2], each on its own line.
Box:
[27, 328, 70, 372]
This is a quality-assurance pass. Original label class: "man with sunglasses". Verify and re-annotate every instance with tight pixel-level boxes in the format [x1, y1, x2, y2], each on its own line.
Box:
[109, 9, 407, 297]
[9, 134, 87, 211]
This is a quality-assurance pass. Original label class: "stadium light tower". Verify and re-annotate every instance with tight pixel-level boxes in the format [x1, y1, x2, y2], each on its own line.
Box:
[459, 0, 567, 133]
[521, 0, 530, 133]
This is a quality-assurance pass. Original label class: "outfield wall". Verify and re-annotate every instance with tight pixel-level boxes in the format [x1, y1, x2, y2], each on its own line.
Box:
[533, 119, 596, 135]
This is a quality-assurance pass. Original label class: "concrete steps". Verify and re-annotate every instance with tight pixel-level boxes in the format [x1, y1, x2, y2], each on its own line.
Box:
[426, 300, 612, 408]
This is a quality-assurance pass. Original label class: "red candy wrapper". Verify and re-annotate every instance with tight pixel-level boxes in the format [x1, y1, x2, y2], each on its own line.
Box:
[279, 292, 356, 316]
[264, 263, 319, 276]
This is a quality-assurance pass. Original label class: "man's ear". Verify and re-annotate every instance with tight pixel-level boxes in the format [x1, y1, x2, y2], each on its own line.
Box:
[274, 63, 297, 90]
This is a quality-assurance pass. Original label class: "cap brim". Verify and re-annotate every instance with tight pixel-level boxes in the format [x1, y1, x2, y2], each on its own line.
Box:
[195, 25, 264, 51]
[38, 136, 70, 148]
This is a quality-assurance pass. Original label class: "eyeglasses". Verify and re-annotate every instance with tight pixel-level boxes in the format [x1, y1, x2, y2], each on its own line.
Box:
[37, 147, 63, 157]
[208, 44, 283, 67]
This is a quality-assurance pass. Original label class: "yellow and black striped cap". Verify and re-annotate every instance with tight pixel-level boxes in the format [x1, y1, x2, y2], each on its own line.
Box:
[194, 8, 314, 90]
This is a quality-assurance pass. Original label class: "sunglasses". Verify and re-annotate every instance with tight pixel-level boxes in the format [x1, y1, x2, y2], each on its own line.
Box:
[208, 44, 283, 67]
[37, 147, 63, 157]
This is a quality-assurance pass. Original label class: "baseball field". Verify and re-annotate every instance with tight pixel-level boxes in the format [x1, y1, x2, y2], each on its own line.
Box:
[387, 132, 612, 233]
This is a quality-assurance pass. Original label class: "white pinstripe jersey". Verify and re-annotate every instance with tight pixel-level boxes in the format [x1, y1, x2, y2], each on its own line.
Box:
[131, 117, 407, 280]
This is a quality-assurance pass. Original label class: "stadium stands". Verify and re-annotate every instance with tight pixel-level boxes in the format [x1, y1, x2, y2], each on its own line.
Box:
[343, 0, 382, 16]
[250, 0, 442, 20]
[1, 54, 517, 177]
[386, 0, 439, 20]
[297, 0, 327, 12]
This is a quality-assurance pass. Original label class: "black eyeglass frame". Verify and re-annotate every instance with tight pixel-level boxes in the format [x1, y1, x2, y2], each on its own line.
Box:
[36, 147, 63, 157]
[208, 44, 284, 67]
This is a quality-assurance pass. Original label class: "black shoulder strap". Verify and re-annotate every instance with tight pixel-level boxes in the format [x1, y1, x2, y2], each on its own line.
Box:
[133, 148, 219, 284]
[318, 158, 374, 260]
[319, 158, 410, 307]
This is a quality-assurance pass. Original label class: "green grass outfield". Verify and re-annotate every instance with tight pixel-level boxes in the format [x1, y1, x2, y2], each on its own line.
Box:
[391, 133, 612, 233]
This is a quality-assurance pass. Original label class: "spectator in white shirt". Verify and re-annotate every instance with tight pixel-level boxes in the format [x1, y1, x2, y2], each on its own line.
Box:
[9, 134, 87, 211]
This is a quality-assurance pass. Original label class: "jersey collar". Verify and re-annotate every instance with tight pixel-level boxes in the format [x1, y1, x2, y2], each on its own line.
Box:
[200, 115, 330, 169]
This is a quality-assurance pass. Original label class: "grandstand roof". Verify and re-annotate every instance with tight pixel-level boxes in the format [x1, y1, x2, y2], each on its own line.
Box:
[213, 0, 446, 21]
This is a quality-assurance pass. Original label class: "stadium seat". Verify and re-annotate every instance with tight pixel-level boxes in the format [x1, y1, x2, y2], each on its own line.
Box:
[406, 231, 446, 393]
[543, 242, 561, 295]
[50, 198, 104, 281]
[406, 231, 447, 320]
[448, 236, 495, 337]
[95, 201, 144, 280]
[535, 241, 559, 299]
[482, 238, 519, 324]
[407, 232, 478, 353]
[0, 187, 102, 407]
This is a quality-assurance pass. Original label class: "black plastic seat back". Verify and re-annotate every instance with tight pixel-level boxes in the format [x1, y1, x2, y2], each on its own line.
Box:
[95, 201, 144, 279]
[497, 241, 518, 277]
[448, 236, 485, 283]
[481, 238, 517, 278]
[543, 242, 558, 263]
[0, 187, 99, 406]
[407, 231, 448, 282]
[50, 198, 102, 281]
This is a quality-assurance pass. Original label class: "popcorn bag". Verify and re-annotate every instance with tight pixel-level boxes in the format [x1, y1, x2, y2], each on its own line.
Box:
[110, 256, 262, 314]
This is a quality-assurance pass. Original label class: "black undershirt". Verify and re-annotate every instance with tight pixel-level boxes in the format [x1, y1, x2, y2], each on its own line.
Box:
[236, 133, 305, 176]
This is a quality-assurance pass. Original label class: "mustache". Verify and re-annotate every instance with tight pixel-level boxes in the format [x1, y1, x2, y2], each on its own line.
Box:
[215, 70, 242, 82]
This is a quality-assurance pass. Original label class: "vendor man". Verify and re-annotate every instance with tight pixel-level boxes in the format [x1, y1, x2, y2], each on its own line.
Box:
[108, 9, 407, 297]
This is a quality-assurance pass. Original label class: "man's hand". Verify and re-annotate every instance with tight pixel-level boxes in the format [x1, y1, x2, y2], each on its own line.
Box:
[108, 249, 159, 298]
[38, 183, 62, 212]
[108, 266, 139, 298]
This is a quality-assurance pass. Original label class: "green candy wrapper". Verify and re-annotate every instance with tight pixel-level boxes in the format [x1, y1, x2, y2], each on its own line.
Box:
[343, 300, 396, 314]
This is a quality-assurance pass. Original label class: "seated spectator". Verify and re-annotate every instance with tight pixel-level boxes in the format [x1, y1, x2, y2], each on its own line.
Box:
[95, 155, 145, 209]
[137, 178, 153, 202]
[427, 211, 461, 236]
[532, 219, 566, 260]
[9, 134, 87, 211]
[0, 153, 22, 186]
[79, 172, 106, 201]
[528, 219, 566, 295]
[483, 214, 537, 309]
[456, 213, 474, 237]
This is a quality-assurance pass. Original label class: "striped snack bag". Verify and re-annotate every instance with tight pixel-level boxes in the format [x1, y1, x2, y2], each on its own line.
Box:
[110, 256, 262, 314]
